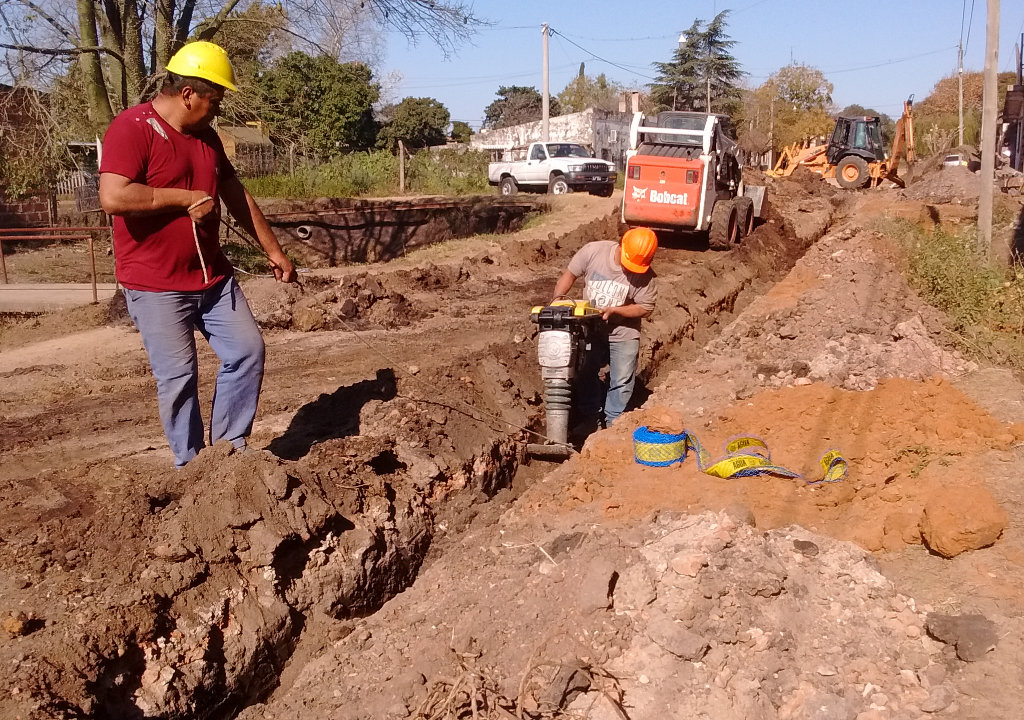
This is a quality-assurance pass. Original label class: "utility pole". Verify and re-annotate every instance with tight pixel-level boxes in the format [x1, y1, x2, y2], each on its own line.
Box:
[958, 41, 965, 146]
[541, 23, 550, 142]
[1016, 35, 1023, 172]
[978, 0, 1000, 260]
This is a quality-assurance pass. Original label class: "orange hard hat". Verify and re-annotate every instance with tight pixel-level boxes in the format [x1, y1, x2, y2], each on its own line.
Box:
[620, 227, 657, 273]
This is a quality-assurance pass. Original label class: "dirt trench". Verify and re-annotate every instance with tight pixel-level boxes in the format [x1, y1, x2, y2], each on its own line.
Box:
[0, 185, 837, 720]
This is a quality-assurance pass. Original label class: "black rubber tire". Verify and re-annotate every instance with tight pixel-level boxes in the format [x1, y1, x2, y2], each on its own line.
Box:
[499, 176, 518, 196]
[590, 185, 614, 197]
[735, 196, 755, 238]
[708, 199, 739, 250]
[548, 175, 570, 195]
[836, 156, 870, 189]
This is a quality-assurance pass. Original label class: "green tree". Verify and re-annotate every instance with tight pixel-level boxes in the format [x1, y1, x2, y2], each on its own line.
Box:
[763, 63, 835, 149]
[258, 52, 380, 154]
[650, 19, 702, 111]
[449, 121, 473, 143]
[649, 11, 743, 114]
[702, 11, 743, 115]
[770, 63, 833, 111]
[0, 0, 483, 134]
[377, 96, 450, 151]
[557, 63, 623, 113]
[482, 85, 561, 129]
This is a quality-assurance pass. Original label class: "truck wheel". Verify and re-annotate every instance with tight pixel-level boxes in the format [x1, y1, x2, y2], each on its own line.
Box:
[708, 199, 739, 250]
[499, 176, 518, 196]
[735, 196, 755, 238]
[590, 185, 614, 197]
[548, 175, 570, 195]
[836, 156, 870, 189]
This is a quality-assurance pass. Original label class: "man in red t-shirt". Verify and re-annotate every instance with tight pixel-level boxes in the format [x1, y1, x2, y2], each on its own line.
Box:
[99, 41, 296, 467]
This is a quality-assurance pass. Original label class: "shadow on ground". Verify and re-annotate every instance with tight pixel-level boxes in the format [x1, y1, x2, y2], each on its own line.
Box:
[267, 368, 398, 460]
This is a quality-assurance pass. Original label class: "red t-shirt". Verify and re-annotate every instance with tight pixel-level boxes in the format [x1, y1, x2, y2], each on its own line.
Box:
[100, 102, 235, 292]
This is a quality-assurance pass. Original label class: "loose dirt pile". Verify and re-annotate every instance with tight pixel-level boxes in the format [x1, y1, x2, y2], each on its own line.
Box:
[900, 166, 980, 204]
[243, 510, 966, 720]
[516, 211, 1018, 559]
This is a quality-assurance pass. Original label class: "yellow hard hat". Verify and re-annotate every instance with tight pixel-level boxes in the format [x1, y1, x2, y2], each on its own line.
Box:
[165, 41, 237, 92]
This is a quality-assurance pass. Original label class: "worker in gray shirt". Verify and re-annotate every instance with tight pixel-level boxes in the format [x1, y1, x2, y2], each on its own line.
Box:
[552, 227, 658, 429]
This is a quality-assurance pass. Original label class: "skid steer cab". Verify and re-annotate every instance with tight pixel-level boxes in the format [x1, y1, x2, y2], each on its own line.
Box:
[527, 299, 604, 461]
[622, 110, 765, 250]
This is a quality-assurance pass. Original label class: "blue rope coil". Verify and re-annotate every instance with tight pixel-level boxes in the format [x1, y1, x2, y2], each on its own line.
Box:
[633, 426, 689, 466]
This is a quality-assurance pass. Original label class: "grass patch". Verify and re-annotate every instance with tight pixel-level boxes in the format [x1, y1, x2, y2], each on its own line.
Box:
[242, 148, 491, 199]
[221, 241, 273, 277]
[880, 217, 1024, 372]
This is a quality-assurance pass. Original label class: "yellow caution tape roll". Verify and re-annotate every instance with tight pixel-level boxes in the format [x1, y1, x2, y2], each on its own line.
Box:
[632, 426, 847, 484]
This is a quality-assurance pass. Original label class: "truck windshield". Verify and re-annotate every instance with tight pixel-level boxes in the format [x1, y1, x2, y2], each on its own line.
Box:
[545, 143, 591, 158]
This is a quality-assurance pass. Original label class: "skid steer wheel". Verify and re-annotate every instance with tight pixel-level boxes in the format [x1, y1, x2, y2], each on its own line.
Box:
[499, 176, 518, 196]
[836, 156, 870, 189]
[709, 199, 739, 250]
[735, 196, 755, 239]
[548, 175, 570, 195]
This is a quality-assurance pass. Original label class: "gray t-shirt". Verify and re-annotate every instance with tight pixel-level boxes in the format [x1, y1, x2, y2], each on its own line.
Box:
[567, 240, 657, 342]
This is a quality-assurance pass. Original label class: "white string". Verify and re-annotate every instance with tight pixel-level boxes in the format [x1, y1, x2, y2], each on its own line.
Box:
[188, 195, 214, 285]
[192, 220, 210, 285]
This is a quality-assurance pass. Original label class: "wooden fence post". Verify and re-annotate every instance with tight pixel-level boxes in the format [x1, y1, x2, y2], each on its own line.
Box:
[399, 140, 406, 193]
[89, 234, 98, 303]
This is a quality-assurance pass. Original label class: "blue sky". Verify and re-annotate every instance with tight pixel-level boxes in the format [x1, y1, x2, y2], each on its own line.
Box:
[380, 0, 1024, 130]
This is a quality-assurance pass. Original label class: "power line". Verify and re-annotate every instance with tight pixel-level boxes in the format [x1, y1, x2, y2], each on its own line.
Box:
[822, 45, 958, 75]
[547, 26, 659, 82]
[401, 62, 577, 90]
[549, 31, 677, 44]
[965, 0, 976, 55]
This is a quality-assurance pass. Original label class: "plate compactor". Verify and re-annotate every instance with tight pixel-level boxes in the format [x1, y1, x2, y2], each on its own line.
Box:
[526, 299, 604, 461]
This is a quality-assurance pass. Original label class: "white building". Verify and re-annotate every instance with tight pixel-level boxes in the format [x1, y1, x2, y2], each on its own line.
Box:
[471, 105, 638, 171]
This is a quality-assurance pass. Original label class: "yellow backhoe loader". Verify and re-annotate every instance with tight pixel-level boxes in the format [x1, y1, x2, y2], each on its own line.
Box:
[768, 97, 915, 188]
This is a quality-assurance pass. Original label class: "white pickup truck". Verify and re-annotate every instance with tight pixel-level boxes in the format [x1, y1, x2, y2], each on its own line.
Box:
[488, 141, 617, 197]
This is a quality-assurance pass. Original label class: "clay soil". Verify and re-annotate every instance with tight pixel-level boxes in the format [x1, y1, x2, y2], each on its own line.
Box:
[2, 171, 1024, 720]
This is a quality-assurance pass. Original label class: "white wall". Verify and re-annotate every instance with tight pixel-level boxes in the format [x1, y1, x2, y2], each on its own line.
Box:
[472, 108, 633, 170]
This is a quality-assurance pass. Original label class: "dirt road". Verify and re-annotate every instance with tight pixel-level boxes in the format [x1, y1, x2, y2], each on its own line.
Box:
[1, 174, 1023, 720]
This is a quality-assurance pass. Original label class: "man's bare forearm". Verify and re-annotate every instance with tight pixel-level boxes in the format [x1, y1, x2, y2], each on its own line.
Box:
[99, 174, 209, 216]
[553, 270, 578, 299]
[604, 304, 650, 319]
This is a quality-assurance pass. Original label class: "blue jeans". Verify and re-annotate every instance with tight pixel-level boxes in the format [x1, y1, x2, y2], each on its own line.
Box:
[124, 277, 265, 467]
[577, 335, 640, 427]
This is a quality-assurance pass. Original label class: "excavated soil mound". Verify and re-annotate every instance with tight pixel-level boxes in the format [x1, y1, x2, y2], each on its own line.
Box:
[516, 217, 1017, 558]
[246, 510, 963, 720]
[900, 165, 980, 204]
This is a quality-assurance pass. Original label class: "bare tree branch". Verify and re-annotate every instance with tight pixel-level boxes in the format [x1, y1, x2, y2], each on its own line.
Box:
[193, 0, 242, 41]
[368, 0, 485, 58]
[0, 41, 123, 65]
[13, 0, 75, 43]
[216, 15, 331, 55]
